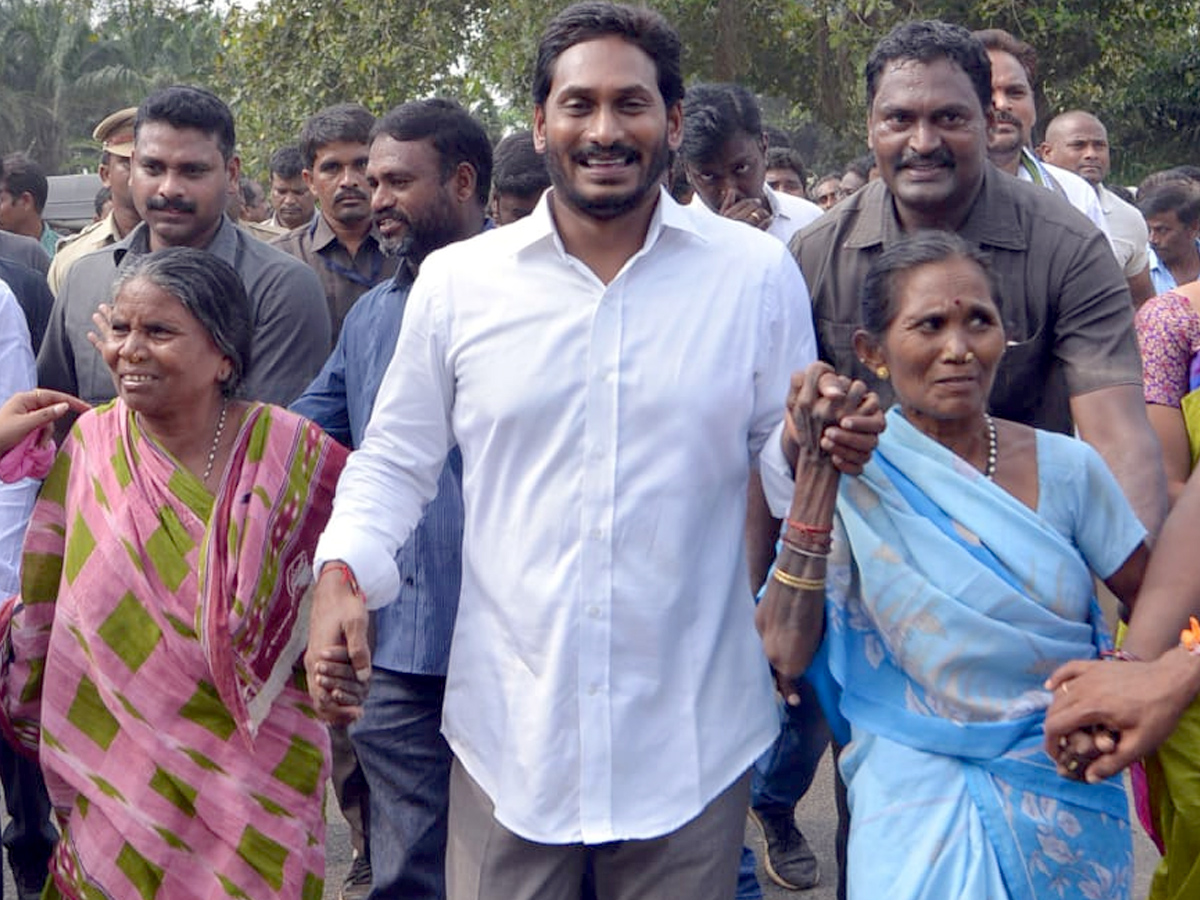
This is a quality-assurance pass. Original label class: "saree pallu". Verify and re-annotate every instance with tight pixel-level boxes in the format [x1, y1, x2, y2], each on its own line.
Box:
[0, 400, 347, 900]
[815, 409, 1140, 900]
[1141, 351, 1200, 900]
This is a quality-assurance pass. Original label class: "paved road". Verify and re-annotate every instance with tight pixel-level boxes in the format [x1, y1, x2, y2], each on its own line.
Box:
[320, 748, 1160, 900]
[2, 750, 1160, 898]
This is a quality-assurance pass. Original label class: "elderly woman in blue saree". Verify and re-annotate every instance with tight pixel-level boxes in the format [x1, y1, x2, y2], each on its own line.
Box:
[757, 231, 1149, 900]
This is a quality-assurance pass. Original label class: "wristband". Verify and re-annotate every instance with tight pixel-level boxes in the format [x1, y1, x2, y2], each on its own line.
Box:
[772, 568, 826, 592]
[322, 561, 364, 603]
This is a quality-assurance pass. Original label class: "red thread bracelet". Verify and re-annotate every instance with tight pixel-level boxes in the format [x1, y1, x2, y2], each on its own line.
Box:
[322, 561, 365, 602]
[786, 519, 832, 539]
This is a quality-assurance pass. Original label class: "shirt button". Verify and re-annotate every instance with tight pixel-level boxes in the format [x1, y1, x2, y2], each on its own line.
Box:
[589, 527, 603, 540]
[587, 605, 600, 619]
[588, 684, 600, 696]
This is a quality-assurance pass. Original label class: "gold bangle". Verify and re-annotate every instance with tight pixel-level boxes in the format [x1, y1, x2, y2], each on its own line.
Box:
[772, 568, 825, 592]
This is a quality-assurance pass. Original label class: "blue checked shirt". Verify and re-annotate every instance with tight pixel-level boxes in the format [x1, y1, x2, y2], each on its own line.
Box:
[292, 259, 462, 675]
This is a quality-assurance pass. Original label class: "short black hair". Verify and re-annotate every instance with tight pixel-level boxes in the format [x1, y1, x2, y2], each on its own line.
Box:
[1138, 183, 1200, 228]
[269, 145, 305, 180]
[865, 21, 992, 116]
[299, 104, 375, 170]
[844, 152, 875, 180]
[370, 98, 493, 207]
[680, 82, 762, 164]
[492, 131, 550, 198]
[0, 153, 49, 213]
[136, 85, 236, 162]
[533, 2, 683, 109]
[114, 248, 253, 398]
[768, 148, 806, 178]
[861, 230, 1002, 338]
[239, 176, 263, 206]
[766, 147, 807, 184]
[972, 28, 1038, 84]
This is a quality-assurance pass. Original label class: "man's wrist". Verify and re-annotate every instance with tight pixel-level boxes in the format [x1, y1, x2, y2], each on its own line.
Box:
[319, 560, 365, 602]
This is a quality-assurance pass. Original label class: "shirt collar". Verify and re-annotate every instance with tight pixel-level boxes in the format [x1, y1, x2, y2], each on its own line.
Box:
[309, 212, 384, 254]
[514, 186, 707, 261]
[844, 165, 1026, 252]
[112, 214, 239, 267]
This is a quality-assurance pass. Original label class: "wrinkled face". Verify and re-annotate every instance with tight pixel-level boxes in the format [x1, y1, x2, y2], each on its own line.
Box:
[866, 256, 1006, 427]
[533, 35, 681, 222]
[109, 276, 231, 423]
[868, 58, 989, 224]
[270, 174, 316, 229]
[305, 141, 372, 227]
[1040, 116, 1110, 185]
[493, 190, 543, 225]
[368, 135, 462, 264]
[766, 166, 806, 198]
[812, 176, 841, 210]
[132, 122, 238, 250]
[685, 131, 767, 212]
[986, 50, 1035, 159]
[1146, 210, 1200, 267]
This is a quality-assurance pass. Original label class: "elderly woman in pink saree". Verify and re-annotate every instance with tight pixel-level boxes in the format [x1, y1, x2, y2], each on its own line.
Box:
[0, 248, 348, 899]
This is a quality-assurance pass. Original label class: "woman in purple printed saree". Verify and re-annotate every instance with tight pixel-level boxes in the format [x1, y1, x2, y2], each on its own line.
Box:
[0, 249, 347, 899]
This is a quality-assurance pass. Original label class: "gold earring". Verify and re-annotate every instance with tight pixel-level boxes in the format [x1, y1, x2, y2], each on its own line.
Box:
[875, 365, 890, 380]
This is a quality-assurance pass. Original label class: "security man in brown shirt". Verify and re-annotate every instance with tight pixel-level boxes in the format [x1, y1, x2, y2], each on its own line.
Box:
[790, 20, 1166, 537]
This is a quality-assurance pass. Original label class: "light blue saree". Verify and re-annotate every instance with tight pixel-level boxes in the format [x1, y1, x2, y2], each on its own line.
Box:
[815, 409, 1143, 900]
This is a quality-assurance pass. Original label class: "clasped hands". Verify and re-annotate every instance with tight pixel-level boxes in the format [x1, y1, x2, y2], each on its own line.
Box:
[782, 361, 883, 475]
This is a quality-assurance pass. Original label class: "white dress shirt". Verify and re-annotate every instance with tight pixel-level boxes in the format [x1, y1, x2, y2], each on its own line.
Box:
[316, 188, 817, 844]
[764, 184, 824, 245]
[1097, 183, 1150, 278]
[1018, 150, 1114, 252]
[0, 281, 39, 595]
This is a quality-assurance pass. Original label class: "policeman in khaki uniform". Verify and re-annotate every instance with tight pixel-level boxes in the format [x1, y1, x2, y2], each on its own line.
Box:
[47, 108, 142, 294]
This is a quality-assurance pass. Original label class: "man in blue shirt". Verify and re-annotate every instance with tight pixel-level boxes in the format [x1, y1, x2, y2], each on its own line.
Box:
[292, 98, 491, 900]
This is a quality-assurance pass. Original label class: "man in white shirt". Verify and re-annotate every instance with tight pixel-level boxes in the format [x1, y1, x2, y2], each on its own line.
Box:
[972, 29, 1111, 245]
[1039, 110, 1156, 305]
[303, 4, 878, 898]
[680, 82, 822, 245]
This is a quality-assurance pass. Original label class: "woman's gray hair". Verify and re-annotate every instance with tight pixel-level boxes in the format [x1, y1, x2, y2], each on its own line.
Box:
[113, 247, 253, 397]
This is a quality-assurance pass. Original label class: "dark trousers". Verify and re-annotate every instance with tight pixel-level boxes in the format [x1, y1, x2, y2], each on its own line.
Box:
[0, 743, 56, 899]
[350, 669, 452, 900]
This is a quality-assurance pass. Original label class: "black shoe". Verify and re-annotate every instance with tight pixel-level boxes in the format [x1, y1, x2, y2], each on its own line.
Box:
[339, 853, 372, 900]
[748, 807, 820, 891]
[13, 868, 48, 900]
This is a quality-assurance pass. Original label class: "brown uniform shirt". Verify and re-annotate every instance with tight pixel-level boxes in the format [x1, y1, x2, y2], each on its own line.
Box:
[271, 214, 396, 341]
[790, 165, 1142, 433]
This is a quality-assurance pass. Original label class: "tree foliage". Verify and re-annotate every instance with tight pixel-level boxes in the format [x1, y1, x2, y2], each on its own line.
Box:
[4, 0, 1197, 180]
[0, 0, 223, 172]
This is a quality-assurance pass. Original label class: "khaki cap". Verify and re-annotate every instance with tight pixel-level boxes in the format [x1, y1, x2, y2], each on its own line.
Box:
[93, 107, 138, 157]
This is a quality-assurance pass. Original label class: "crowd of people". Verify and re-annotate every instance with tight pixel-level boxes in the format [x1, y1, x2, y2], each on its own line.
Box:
[0, 4, 1199, 900]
